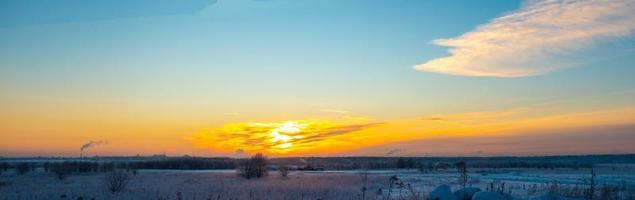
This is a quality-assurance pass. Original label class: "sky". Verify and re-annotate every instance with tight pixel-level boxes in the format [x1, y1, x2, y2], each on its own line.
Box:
[1, 0, 635, 157]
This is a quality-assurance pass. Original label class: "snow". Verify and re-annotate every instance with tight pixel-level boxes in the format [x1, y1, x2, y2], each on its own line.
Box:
[472, 191, 505, 200]
[1, 166, 634, 199]
[429, 184, 458, 200]
[454, 187, 481, 199]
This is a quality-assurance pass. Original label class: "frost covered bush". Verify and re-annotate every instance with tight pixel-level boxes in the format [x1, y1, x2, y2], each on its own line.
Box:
[104, 170, 130, 194]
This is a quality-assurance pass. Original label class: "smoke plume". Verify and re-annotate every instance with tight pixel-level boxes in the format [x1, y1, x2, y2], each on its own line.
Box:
[386, 148, 401, 156]
[80, 140, 108, 157]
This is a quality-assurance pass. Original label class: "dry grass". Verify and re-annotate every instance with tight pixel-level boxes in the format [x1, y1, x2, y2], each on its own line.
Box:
[2, 168, 635, 200]
[0, 171, 389, 200]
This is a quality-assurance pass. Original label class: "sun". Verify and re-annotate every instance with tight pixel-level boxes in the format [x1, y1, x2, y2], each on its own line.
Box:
[269, 121, 307, 150]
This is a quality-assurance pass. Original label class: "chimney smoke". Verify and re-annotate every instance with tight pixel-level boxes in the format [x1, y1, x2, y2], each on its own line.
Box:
[79, 140, 108, 158]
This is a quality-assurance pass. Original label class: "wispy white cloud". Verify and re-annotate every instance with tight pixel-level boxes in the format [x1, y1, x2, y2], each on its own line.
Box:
[414, 0, 635, 77]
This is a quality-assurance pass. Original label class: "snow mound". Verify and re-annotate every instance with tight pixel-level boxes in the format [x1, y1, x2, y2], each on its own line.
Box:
[454, 187, 481, 199]
[429, 184, 458, 200]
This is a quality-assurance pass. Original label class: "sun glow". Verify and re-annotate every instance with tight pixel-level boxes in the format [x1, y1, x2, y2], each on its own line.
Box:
[192, 119, 381, 155]
[268, 121, 307, 151]
[191, 106, 635, 156]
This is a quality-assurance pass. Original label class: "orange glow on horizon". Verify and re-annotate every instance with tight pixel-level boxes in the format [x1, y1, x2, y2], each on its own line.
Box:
[189, 106, 635, 156]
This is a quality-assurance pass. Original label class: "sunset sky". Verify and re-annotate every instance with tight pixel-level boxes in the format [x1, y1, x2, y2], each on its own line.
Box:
[2, 0, 635, 157]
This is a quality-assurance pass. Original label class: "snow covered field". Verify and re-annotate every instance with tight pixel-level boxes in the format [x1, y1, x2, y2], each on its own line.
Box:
[1, 165, 634, 200]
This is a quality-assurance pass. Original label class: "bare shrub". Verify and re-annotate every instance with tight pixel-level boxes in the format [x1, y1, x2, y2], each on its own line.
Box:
[16, 163, 31, 175]
[237, 153, 268, 179]
[548, 180, 560, 196]
[51, 163, 72, 180]
[279, 165, 289, 178]
[405, 183, 421, 200]
[386, 175, 412, 199]
[360, 169, 368, 200]
[386, 175, 399, 197]
[105, 170, 130, 194]
[0, 180, 11, 189]
[619, 180, 634, 200]
[563, 184, 585, 198]
[0, 162, 9, 175]
[598, 185, 619, 200]
[527, 184, 539, 196]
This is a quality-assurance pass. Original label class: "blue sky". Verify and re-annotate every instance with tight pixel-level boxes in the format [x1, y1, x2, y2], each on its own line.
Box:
[1, 0, 635, 156]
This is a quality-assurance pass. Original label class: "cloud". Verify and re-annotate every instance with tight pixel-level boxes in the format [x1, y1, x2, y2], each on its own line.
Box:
[420, 108, 527, 122]
[414, 0, 635, 77]
[353, 123, 635, 156]
[420, 117, 445, 121]
[191, 105, 635, 156]
[192, 120, 381, 155]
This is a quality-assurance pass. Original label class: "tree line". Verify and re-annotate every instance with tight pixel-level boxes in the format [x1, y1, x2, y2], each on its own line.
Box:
[1, 154, 631, 176]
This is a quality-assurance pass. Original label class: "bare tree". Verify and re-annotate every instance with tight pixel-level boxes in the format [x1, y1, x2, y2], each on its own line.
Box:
[105, 170, 130, 194]
[455, 161, 469, 200]
[386, 175, 399, 200]
[237, 153, 268, 179]
[584, 168, 597, 200]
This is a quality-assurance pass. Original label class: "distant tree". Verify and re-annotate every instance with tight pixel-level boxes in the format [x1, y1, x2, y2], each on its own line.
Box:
[100, 162, 115, 172]
[396, 158, 416, 169]
[434, 162, 449, 170]
[105, 170, 130, 194]
[237, 153, 268, 179]
[76, 161, 98, 173]
[43, 161, 50, 173]
[416, 163, 429, 173]
[16, 163, 31, 175]
[0, 162, 8, 175]
[396, 158, 406, 168]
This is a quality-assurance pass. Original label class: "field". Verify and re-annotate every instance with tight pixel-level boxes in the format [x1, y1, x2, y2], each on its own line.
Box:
[2, 164, 635, 200]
